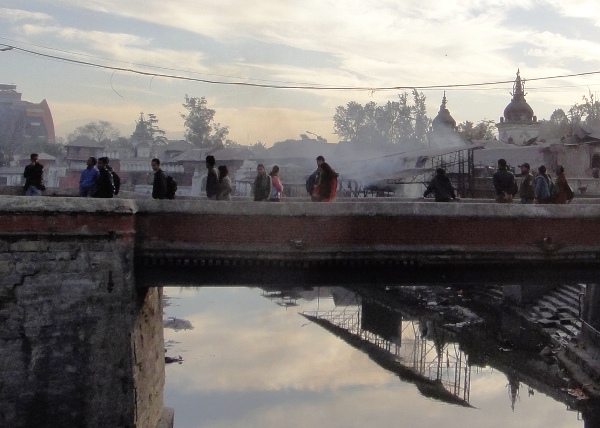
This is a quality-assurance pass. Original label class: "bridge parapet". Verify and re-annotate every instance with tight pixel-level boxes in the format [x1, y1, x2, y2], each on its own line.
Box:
[135, 199, 600, 267]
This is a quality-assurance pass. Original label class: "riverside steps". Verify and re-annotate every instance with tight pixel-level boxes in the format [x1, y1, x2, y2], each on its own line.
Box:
[4, 193, 600, 426]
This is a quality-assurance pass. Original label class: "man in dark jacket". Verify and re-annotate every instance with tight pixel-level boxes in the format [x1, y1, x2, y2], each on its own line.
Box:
[423, 168, 456, 202]
[518, 162, 535, 204]
[205, 155, 218, 199]
[493, 158, 517, 203]
[151, 158, 167, 199]
[23, 153, 44, 196]
[93, 157, 114, 198]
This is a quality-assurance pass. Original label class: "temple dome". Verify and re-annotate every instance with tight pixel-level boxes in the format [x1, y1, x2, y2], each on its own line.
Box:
[503, 70, 535, 122]
[432, 93, 456, 131]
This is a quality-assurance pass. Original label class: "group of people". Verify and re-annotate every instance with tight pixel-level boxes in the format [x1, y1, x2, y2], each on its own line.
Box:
[35, 151, 574, 205]
[180, 154, 337, 202]
[304, 155, 338, 202]
[422, 158, 575, 204]
[493, 159, 574, 204]
[79, 156, 119, 198]
[23, 153, 119, 198]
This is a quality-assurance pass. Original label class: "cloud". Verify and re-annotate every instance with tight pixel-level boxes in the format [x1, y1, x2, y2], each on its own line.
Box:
[0, 8, 52, 22]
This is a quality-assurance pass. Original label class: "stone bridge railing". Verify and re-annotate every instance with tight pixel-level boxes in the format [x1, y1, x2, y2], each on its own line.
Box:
[134, 198, 600, 266]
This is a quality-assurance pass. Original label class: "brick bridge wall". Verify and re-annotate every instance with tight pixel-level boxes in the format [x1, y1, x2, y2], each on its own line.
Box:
[135, 199, 600, 265]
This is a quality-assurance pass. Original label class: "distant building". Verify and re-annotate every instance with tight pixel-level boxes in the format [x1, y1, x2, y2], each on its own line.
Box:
[60, 136, 105, 188]
[0, 84, 55, 144]
[496, 70, 540, 145]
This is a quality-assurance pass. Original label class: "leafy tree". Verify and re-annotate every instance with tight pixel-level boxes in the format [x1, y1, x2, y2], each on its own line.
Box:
[333, 90, 431, 148]
[68, 120, 119, 145]
[0, 106, 26, 164]
[181, 95, 231, 150]
[333, 101, 366, 142]
[569, 92, 600, 126]
[457, 119, 496, 140]
[146, 113, 167, 145]
[250, 141, 267, 155]
[538, 109, 571, 140]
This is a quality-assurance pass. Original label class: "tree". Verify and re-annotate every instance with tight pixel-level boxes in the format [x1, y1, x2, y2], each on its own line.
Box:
[146, 113, 167, 145]
[332, 90, 431, 148]
[250, 141, 267, 155]
[181, 95, 231, 150]
[68, 120, 119, 145]
[457, 119, 496, 140]
[569, 92, 600, 127]
[538, 109, 571, 140]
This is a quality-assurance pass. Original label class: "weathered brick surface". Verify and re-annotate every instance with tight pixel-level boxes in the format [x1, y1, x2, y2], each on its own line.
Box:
[0, 197, 163, 428]
[134, 200, 600, 264]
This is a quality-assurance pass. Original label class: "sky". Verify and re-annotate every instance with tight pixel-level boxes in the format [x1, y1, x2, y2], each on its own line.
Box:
[2, 0, 600, 146]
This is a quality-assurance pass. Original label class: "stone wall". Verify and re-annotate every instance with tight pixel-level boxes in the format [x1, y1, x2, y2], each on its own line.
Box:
[0, 197, 164, 428]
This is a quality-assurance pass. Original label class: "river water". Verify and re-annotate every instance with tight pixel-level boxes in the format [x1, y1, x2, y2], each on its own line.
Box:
[163, 286, 595, 428]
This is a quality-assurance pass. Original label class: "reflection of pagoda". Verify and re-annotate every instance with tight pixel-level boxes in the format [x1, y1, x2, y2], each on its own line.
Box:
[496, 70, 540, 145]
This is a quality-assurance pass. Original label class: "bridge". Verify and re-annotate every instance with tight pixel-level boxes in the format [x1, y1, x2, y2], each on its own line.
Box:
[2, 195, 600, 427]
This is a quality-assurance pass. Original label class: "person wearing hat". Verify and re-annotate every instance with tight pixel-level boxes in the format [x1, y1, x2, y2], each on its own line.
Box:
[518, 162, 534, 204]
[423, 168, 457, 202]
[493, 158, 518, 203]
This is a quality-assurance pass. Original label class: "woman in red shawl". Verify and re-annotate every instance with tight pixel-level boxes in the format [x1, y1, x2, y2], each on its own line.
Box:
[312, 162, 338, 202]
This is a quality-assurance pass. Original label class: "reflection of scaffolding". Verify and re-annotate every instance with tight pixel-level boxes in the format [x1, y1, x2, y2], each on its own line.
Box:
[261, 289, 299, 308]
[303, 306, 471, 406]
[387, 148, 477, 198]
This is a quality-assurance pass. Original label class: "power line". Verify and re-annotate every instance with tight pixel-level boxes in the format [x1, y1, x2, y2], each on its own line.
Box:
[0, 37, 328, 87]
[3, 42, 600, 91]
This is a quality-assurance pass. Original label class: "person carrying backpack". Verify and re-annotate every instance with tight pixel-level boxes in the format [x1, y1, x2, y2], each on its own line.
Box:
[151, 158, 168, 200]
[93, 157, 114, 198]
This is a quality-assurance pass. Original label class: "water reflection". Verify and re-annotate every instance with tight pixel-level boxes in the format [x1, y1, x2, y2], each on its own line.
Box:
[163, 286, 599, 428]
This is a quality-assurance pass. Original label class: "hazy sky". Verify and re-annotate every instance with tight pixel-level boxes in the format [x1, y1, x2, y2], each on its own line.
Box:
[2, 1, 600, 145]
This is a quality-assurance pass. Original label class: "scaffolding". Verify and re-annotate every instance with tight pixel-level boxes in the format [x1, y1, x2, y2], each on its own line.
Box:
[387, 147, 478, 198]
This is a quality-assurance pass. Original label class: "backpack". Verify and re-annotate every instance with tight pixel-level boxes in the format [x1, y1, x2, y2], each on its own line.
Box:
[110, 171, 121, 195]
[166, 175, 177, 199]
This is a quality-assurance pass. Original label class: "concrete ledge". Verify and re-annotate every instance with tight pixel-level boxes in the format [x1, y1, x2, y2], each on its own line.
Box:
[0, 195, 137, 214]
[135, 198, 600, 219]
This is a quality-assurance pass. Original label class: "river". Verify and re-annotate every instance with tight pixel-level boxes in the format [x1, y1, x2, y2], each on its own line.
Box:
[163, 286, 596, 428]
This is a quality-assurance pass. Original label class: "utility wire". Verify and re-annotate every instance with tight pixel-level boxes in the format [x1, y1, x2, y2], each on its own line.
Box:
[3, 42, 600, 91]
[0, 37, 328, 86]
